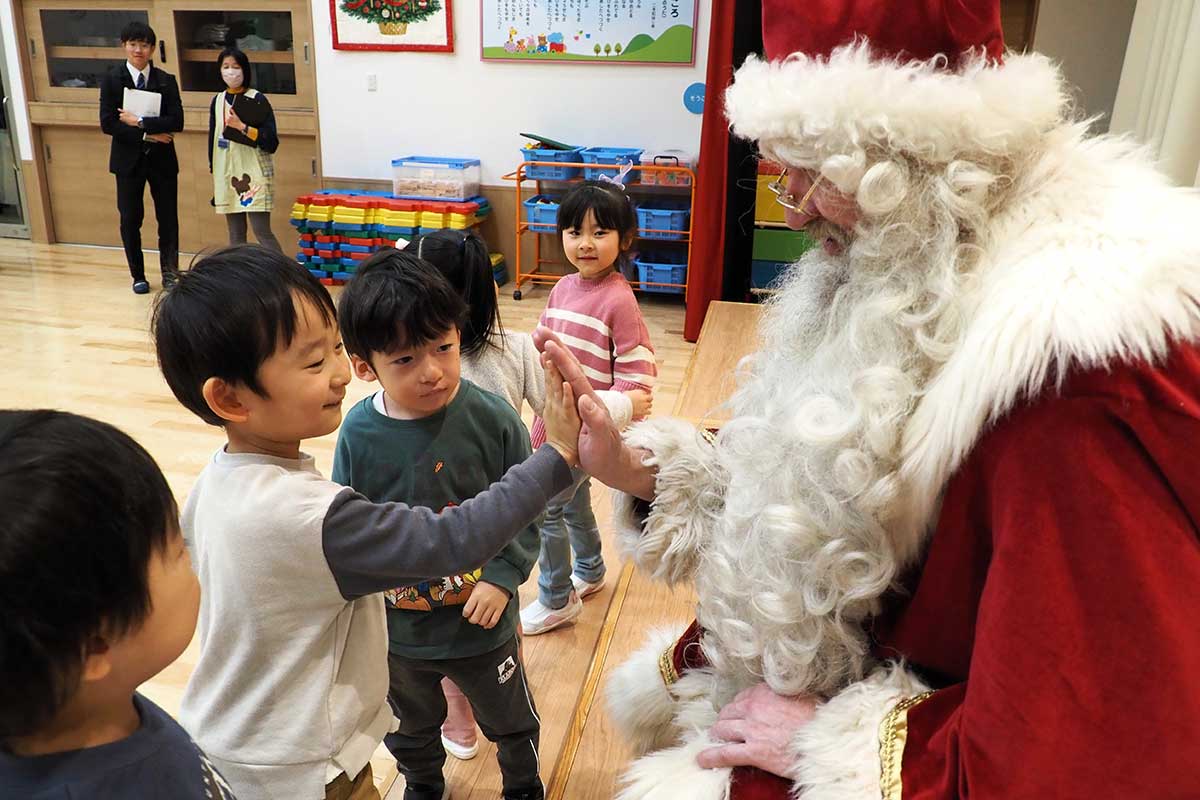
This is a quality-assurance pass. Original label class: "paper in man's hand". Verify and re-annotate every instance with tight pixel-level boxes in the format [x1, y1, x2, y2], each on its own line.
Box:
[122, 88, 161, 118]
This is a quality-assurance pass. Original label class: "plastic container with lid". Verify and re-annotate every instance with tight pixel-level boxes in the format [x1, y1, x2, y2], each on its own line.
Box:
[391, 156, 481, 202]
[639, 150, 693, 186]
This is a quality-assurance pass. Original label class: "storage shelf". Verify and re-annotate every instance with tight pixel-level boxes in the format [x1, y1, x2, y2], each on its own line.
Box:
[47, 45, 125, 60]
[181, 48, 294, 64]
[505, 159, 696, 300]
[517, 222, 691, 242]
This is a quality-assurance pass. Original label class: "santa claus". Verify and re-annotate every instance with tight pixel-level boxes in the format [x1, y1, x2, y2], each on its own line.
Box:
[536, 1, 1200, 797]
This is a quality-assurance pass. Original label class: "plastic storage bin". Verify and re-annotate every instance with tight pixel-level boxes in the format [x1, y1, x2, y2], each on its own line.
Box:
[634, 251, 687, 295]
[751, 259, 790, 289]
[391, 156, 481, 202]
[752, 227, 815, 262]
[520, 146, 584, 181]
[639, 150, 693, 186]
[636, 199, 690, 240]
[522, 195, 561, 231]
[581, 147, 644, 182]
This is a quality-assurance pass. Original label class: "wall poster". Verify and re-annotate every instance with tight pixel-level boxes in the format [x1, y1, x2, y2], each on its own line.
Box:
[481, 1, 698, 64]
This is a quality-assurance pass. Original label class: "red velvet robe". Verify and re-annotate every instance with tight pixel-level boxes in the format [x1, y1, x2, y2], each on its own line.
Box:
[677, 340, 1200, 799]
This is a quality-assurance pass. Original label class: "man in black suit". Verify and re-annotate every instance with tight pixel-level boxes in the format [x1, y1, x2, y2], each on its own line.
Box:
[99, 21, 184, 294]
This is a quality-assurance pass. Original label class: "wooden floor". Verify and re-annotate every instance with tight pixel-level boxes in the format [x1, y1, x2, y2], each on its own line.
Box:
[0, 241, 698, 799]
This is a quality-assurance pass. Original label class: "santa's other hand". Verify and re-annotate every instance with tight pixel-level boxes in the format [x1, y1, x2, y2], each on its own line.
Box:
[696, 684, 818, 777]
[535, 328, 598, 409]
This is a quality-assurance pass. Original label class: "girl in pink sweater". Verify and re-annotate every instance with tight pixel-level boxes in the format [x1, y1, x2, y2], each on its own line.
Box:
[522, 180, 657, 634]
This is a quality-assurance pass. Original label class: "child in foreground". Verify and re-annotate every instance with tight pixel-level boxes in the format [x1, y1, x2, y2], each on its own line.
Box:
[0, 409, 236, 799]
[150, 245, 579, 800]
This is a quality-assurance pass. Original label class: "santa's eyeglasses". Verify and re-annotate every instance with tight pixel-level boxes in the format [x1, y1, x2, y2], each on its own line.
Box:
[766, 169, 824, 215]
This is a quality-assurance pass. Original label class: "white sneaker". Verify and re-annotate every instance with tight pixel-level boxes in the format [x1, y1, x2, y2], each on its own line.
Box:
[520, 591, 582, 635]
[441, 733, 478, 760]
[571, 574, 605, 599]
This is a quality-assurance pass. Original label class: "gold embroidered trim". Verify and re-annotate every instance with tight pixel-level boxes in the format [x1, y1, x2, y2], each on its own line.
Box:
[878, 691, 935, 800]
[658, 643, 680, 686]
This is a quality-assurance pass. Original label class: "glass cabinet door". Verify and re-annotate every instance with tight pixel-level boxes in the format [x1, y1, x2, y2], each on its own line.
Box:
[169, 3, 314, 111]
[25, 3, 153, 101]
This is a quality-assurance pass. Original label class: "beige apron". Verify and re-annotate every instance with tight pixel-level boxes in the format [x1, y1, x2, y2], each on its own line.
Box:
[212, 89, 275, 214]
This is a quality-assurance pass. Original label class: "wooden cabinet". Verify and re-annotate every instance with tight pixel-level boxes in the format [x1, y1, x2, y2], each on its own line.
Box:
[167, 2, 315, 112]
[41, 124, 144, 246]
[20, 0, 321, 249]
[24, 0, 315, 109]
[25, 2, 153, 103]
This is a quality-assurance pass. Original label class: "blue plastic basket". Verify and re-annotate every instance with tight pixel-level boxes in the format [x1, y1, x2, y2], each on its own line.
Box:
[636, 200, 690, 240]
[520, 146, 584, 181]
[522, 195, 561, 231]
[634, 252, 687, 295]
[580, 147, 644, 181]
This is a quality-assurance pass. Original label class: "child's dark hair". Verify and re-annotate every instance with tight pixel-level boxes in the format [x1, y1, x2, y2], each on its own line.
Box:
[0, 410, 177, 738]
[120, 21, 156, 45]
[338, 248, 467, 364]
[152, 245, 337, 427]
[216, 47, 252, 88]
[557, 180, 639, 276]
[403, 230, 498, 358]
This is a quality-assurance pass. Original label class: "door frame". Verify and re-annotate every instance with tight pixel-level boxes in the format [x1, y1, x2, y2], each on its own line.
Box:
[0, 28, 32, 238]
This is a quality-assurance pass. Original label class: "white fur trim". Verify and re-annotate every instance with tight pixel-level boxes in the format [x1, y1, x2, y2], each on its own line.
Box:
[611, 418, 723, 585]
[607, 626, 689, 755]
[726, 44, 1066, 166]
[618, 733, 731, 800]
[892, 134, 1200, 563]
[790, 664, 931, 800]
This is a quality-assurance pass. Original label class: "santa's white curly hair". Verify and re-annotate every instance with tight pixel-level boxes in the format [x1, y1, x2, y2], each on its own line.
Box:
[692, 43, 1070, 703]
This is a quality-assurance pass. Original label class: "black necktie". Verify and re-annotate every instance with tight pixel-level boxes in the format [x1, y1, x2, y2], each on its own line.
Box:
[136, 72, 145, 90]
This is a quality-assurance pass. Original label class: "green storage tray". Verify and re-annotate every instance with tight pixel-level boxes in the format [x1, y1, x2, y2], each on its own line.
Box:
[752, 228, 816, 262]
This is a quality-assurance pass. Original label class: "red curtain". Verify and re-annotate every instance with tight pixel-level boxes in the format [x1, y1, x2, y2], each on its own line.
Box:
[684, 0, 740, 342]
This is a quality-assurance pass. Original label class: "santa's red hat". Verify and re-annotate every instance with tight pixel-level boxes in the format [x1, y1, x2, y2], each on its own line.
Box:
[727, 0, 1067, 171]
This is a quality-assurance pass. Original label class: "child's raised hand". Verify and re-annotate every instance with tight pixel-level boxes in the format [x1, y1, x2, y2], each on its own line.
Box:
[542, 351, 580, 467]
[462, 581, 509, 629]
[626, 389, 653, 420]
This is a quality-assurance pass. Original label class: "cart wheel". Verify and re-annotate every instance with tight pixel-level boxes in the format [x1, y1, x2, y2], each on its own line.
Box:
[513, 289, 523, 301]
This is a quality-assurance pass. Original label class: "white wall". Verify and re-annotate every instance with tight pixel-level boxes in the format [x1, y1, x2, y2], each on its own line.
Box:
[310, 0, 711, 185]
[0, 1, 32, 160]
[1032, 0, 1136, 132]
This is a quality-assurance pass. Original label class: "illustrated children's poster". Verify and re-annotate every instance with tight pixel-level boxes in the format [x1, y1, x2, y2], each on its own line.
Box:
[481, 1, 698, 64]
[331, 0, 455, 52]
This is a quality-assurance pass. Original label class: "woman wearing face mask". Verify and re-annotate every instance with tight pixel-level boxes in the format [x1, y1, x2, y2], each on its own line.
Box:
[207, 47, 282, 250]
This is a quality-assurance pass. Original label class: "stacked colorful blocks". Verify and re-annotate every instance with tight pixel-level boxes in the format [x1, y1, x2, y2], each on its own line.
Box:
[291, 190, 490, 285]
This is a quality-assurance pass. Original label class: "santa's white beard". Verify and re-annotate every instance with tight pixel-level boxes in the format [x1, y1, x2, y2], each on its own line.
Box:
[694, 216, 963, 705]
